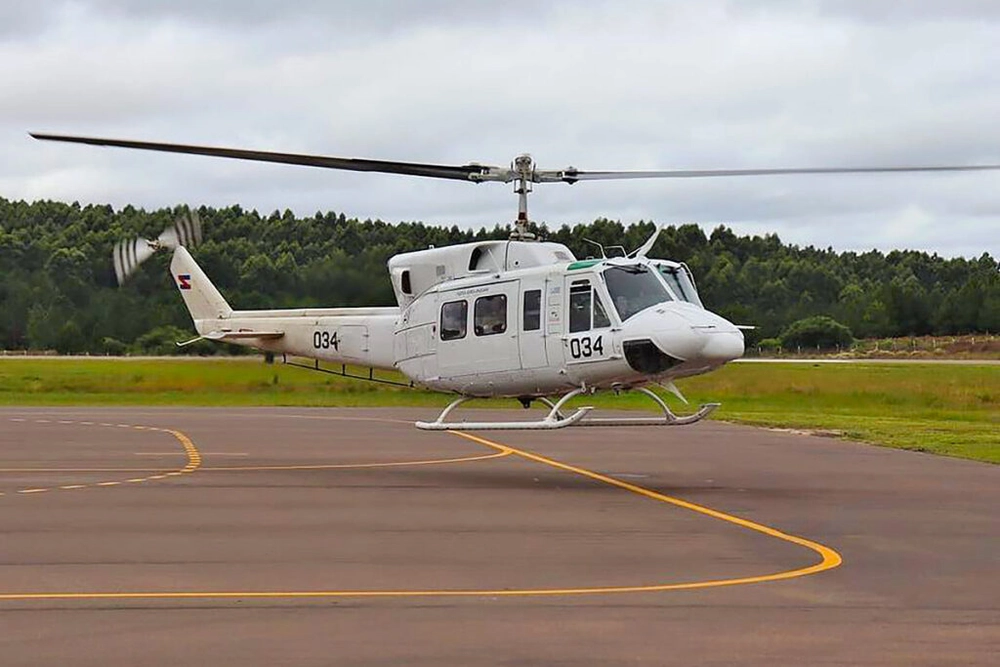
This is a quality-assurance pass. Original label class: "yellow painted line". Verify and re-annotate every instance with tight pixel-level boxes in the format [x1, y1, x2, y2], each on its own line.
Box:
[0, 430, 841, 602]
[202, 450, 510, 472]
[3, 419, 202, 497]
[0, 468, 168, 473]
[452, 432, 843, 582]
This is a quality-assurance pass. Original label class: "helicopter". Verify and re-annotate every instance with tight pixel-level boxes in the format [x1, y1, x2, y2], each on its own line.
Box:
[30, 132, 1000, 430]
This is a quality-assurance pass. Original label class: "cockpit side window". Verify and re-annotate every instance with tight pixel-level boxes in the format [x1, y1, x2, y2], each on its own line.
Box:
[593, 292, 611, 328]
[569, 280, 592, 333]
[602, 265, 670, 321]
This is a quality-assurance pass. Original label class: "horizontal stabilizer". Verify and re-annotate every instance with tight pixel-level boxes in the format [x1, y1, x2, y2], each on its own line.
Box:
[205, 330, 285, 340]
[177, 330, 284, 347]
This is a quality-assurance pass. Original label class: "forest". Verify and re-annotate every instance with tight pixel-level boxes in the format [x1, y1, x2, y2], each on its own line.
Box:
[0, 197, 997, 354]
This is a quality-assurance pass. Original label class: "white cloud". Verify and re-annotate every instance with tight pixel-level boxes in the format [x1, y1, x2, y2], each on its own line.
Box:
[2, 0, 998, 257]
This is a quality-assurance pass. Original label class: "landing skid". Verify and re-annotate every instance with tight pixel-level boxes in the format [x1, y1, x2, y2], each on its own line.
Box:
[414, 386, 718, 431]
[571, 387, 718, 426]
[416, 389, 592, 431]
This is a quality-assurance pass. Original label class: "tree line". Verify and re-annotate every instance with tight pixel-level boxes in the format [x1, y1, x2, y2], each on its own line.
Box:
[0, 197, 997, 354]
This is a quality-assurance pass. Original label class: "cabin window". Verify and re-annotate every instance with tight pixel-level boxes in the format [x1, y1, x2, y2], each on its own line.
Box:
[440, 300, 467, 341]
[523, 289, 541, 331]
[474, 294, 507, 336]
[603, 264, 670, 321]
[569, 280, 592, 333]
[400, 270, 412, 295]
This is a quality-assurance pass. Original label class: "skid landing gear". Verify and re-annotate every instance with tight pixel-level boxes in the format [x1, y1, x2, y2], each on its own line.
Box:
[414, 386, 718, 431]
[415, 389, 592, 431]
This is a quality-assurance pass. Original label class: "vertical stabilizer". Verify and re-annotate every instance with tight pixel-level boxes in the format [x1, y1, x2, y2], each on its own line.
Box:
[170, 246, 232, 324]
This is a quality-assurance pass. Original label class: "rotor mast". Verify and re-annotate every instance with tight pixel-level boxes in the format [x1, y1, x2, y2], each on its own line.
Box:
[511, 153, 535, 241]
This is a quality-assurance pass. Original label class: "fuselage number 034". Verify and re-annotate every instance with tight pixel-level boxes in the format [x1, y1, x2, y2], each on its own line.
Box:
[312, 330, 339, 350]
[568, 335, 604, 359]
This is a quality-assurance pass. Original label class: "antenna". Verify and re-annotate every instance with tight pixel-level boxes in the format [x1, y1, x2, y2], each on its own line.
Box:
[630, 224, 663, 258]
[582, 238, 607, 258]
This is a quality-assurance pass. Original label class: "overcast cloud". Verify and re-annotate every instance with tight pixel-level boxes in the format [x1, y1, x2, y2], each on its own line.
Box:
[2, 0, 998, 257]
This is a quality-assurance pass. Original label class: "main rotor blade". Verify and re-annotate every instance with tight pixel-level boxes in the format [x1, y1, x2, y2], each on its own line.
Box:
[542, 164, 1000, 184]
[30, 133, 502, 182]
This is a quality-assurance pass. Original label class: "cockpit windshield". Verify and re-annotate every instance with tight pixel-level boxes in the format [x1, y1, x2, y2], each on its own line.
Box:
[602, 264, 671, 321]
[656, 263, 703, 307]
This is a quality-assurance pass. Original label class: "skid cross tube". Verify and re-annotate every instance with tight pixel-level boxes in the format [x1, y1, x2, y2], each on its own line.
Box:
[415, 389, 593, 431]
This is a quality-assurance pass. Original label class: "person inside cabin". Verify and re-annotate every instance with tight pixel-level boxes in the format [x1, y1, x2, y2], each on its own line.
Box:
[476, 295, 506, 335]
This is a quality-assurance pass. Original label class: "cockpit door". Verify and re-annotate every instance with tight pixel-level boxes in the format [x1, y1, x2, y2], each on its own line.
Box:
[562, 276, 613, 365]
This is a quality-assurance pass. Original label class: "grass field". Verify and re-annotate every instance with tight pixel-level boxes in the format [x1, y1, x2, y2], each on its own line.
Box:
[0, 357, 996, 463]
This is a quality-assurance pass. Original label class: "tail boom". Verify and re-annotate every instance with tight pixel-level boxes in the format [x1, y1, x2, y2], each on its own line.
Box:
[169, 247, 398, 370]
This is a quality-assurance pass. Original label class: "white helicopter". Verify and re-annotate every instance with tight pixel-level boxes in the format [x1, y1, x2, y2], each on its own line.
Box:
[31, 133, 1000, 430]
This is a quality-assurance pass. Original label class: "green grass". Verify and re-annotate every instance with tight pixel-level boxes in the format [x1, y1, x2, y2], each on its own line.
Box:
[673, 362, 999, 463]
[0, 357, 996, 463]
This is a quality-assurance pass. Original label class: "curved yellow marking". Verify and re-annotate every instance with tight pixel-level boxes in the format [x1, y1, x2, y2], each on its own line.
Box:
[1, 419, 200, 496]
[450, 432, 842, 587]
[0, 427, 841, 601]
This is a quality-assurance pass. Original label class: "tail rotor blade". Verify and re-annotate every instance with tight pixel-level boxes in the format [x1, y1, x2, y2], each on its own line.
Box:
[114, 208, 204, 285]
[178, 209, 202, 247]
[113, 238, 155, 286]
[156, 209, 203, 249]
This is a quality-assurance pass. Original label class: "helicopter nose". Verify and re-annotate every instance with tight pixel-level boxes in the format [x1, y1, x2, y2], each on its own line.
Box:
[624, 304, 744, 365]
[622, 305, 705, 362]
[683, 308, 744, 363]
[699, 328, 745, 362]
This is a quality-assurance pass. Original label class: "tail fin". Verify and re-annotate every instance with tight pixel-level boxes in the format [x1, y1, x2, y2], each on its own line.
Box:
[170, 247, 232, 325]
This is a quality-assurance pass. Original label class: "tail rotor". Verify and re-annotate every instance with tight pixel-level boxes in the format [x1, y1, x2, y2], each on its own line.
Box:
[113, 209, 202, 285]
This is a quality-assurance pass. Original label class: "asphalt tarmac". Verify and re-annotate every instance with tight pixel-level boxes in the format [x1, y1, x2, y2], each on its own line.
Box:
[0, 407, 996, 666]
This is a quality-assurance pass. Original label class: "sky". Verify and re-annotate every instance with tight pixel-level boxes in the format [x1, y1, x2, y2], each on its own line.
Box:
[2, 0, 999, 258]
